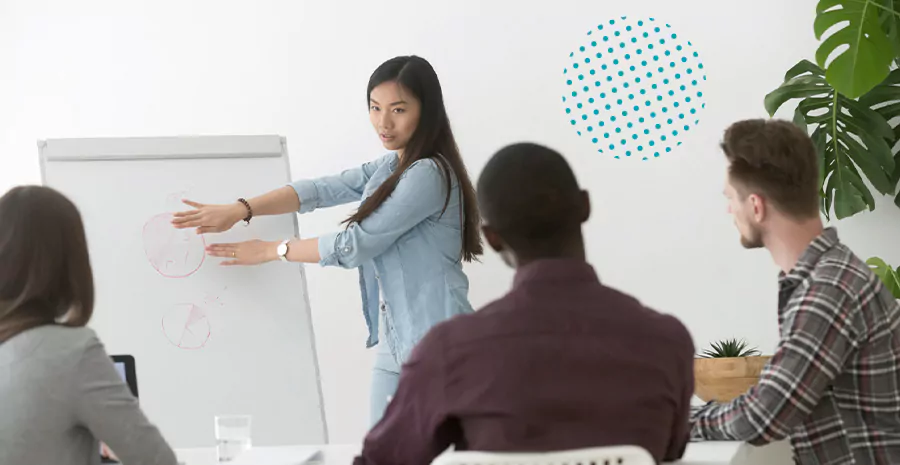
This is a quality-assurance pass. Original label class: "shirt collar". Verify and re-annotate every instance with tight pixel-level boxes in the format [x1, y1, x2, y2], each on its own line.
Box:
[512, 258, 599, 290]
[780, 227, 840, 283]
[388, 152, 400, 171]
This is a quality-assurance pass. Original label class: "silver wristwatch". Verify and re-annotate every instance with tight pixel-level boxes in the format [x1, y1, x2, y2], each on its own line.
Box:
[276, 240, 291, 262]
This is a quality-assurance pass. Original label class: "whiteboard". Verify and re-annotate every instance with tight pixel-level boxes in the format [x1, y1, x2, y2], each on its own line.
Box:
[39, 135, 327, 448]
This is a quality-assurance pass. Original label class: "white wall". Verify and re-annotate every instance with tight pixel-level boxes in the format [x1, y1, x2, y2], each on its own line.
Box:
[2, 0, 899, 444]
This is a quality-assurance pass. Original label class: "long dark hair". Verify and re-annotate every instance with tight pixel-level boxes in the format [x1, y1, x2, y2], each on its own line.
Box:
[344, 55, 483, 262]
[0, 186, 94, 343]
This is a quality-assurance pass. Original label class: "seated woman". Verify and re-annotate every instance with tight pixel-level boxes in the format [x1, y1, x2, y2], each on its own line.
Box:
[0, 185, 177, 465]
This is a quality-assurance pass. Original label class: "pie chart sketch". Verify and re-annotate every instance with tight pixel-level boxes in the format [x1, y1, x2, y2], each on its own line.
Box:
[143, 213, 206, 278]
[162, 303, 212, 350]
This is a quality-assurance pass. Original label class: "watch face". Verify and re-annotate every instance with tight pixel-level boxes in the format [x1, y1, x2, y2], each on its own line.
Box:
[277, 242, 288, 256]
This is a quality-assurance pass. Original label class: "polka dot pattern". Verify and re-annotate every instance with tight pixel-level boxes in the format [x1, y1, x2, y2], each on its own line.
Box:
[562, 17, 707, 160]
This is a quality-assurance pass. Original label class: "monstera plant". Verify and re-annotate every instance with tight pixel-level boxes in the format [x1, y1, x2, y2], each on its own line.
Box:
[764, 0, 900, 221]
[765, 63, 900, 220]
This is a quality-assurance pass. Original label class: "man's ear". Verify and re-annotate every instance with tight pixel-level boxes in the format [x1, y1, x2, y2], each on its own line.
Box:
[748, 193, 766, 223]
[579, 190, 591, 224]
[482, 224, 517, 268]
[481, 224, 505, 253]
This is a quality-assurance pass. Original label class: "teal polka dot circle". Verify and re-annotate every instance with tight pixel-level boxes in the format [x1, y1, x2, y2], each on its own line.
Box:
[562, 16, 707, 160]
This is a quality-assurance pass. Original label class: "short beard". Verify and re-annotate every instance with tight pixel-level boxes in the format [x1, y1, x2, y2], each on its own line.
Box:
[740, 224, 764, 249]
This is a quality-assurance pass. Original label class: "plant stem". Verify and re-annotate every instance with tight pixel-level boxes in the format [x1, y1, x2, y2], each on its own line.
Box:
[860, 0, 900, 18]
[830, 91, 845, 217]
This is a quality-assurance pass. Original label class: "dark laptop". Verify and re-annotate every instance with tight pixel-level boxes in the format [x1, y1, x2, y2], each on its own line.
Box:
[111, 355, 138, 397]
[101, 355, 137, 463]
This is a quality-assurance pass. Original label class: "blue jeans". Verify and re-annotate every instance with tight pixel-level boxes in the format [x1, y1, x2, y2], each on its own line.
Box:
[369, 310, 400, 426]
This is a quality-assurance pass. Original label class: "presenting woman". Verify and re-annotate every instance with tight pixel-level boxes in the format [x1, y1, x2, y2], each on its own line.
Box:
[172, 55, 483, 425]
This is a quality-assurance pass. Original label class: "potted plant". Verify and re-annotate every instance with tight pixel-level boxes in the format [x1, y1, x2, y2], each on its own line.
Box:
[694, 339, 772, 402]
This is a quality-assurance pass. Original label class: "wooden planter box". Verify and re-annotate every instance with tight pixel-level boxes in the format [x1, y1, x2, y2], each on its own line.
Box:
[694, 356, 772, 402]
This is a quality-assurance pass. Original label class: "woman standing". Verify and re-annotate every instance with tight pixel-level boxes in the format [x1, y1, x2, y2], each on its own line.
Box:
[172, 55, 482, 425]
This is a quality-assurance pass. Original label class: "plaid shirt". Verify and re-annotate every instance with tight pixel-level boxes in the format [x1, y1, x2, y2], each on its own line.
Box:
[691, 228, 900, 464]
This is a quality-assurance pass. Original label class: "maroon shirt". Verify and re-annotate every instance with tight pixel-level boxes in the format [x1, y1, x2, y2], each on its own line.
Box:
[354, 259, 695, 465]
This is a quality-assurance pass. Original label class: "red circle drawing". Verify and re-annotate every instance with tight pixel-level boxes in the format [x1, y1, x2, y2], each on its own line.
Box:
[161, 303, 212, 350]
[143, 213, 206, 278]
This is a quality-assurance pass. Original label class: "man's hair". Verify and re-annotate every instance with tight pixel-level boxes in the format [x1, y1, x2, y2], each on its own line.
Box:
[721, 119, 820, 219]
[476, 142, 583, 251]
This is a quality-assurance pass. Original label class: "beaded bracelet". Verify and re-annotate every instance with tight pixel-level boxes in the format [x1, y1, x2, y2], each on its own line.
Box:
[237, 198, 253, 225]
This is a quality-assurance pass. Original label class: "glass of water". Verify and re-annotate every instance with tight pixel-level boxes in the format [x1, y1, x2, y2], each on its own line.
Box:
[215, 415, 252, 462]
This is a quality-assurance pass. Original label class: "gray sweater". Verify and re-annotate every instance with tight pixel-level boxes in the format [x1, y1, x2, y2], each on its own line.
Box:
[0, 325, 177, 465]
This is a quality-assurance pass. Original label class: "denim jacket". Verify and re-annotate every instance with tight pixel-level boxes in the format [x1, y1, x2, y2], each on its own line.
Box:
[290, 153, 474, 364]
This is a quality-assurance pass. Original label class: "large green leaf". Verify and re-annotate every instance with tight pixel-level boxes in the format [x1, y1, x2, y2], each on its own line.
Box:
[814, 0, 896, 98]
[860, 69, 900, 209]
[766, 60, 895, 220]
[764, 62, 832, 115]
[878, 0, 900, 62]
[859, 68, 900, 107]
[866, 257, 900, 299]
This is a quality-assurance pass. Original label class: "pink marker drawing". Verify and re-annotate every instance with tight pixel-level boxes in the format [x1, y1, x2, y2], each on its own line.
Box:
[143, 213, 206, 278]
[160, 287, 227, 350]
[161, 303, 212, 350]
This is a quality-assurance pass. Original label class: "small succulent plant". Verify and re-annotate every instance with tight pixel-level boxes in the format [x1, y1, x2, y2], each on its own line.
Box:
[699, 338, 761, 358]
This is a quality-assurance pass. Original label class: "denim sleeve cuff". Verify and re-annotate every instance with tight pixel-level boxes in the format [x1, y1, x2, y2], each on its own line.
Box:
[317, 231, 340, 267]
[289, 180, 319, 214]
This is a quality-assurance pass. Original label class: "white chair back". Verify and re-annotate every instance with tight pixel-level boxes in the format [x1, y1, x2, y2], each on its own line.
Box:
[431, 446, 655, 465]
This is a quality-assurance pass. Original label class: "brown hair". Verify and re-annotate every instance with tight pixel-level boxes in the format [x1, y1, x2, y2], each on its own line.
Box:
[343, 55, 483, 263]
[0, 186, 94, 342]
[721, 119, 820, 219]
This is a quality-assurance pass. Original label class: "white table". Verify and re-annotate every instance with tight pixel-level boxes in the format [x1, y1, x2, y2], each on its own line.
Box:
[175, 441, 791, 465]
